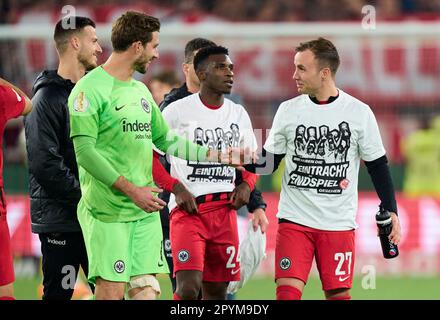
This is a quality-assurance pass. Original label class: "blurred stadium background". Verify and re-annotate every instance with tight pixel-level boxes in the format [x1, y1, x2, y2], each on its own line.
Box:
[1, 0, 440, 299]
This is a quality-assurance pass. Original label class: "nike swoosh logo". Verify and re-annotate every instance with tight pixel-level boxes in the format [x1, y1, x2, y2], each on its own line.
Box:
[115, 105, 126, 111]
[231, 269, 240, 275]
[11, 88, 22, 102]
[338, 275, 350, 282]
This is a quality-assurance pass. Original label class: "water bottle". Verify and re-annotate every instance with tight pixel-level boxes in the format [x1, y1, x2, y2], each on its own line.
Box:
[375, 207, 399, 259]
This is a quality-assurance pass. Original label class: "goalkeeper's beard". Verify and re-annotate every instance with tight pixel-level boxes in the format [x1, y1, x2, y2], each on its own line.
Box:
[133, 56, 150, 74]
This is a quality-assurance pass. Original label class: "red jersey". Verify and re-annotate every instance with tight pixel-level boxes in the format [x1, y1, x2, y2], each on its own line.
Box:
[0, 85, 26, 188]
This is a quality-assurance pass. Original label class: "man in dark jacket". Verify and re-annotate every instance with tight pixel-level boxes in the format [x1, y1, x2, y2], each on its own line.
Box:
[24, 16, 102, 300]
[154, 38, 267, 294]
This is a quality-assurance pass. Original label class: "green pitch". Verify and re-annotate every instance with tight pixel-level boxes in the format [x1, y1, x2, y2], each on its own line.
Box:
[13, 274, 440, 300]
[234, 275, 440, 300]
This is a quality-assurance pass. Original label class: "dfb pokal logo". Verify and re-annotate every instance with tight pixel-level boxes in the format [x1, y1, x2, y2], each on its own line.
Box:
[178, 250, 190, 263]
[279, 257, 291, 270]
[141, 98, 150, 113]
[73, 91, 89, 112]
[114, 260, 125, 273]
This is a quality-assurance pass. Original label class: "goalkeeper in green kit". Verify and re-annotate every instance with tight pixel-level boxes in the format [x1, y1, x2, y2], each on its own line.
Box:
[68, 11, 233, 300]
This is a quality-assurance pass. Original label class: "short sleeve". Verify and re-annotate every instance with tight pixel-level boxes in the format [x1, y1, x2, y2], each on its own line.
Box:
[0, 85, 26, 120]
[358, 107, 386, 161]
[264, 102, 288, 154]
[68, 82, 102, 139]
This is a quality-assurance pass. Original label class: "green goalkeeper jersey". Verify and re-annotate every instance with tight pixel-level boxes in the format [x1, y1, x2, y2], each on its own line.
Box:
[68, 66, 204, 223]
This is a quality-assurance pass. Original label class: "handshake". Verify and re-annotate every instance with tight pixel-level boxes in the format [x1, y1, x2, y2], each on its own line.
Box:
[205, 147, 257, 167]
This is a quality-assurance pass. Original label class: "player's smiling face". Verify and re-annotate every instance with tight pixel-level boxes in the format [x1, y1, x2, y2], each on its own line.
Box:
[204, 54, 234, 94]
[133, 31, 160, 74]
[293, 49, 323, 96]
[78, 26, 102, 71]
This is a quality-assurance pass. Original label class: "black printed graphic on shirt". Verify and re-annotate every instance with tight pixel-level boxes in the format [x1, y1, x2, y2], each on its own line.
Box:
[187, 124, 240, 183]
[288, 122, 351, 194]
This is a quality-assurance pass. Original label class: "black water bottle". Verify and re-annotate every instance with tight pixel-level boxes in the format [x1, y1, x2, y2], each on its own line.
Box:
[376, 207, 399, 259]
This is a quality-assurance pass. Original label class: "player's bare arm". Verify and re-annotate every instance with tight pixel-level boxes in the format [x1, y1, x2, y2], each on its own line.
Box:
[389, 212, 401, 245]
[172, 182, 198, 214]
[229, 182, 251, 209]
[205, 147, 256, 166]
[152, 150, 198, 214]
[252, 208, 269, 234]
[113, 176, 166, 213]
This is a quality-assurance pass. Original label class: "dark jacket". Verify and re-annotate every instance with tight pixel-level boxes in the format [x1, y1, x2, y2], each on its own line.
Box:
[24, 70, 81, 233]
[158, 84, 267, 228]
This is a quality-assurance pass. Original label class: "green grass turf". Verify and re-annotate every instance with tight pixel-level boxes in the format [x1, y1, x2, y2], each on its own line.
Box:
[235, 275, 440, 300]
[13, 274, 440, 300]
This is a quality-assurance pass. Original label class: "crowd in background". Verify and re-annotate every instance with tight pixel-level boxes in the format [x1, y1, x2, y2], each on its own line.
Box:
[0, 0, 439, 193]
[1, 0, 440, 24]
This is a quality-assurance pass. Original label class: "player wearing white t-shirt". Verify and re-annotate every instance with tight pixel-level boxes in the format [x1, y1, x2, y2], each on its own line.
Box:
[244, 38, 402, 300]
[163, 93, 257, 211]
[162, 46, 268, 300]
[267, 90, 384, 231]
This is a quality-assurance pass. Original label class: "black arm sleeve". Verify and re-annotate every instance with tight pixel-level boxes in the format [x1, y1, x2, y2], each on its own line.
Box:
[244, 148, 285, 175]
[364, 155, 398, 214]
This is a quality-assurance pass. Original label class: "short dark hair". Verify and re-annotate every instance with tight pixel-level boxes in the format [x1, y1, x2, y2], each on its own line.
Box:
[295, 37, 340, 75]
[54, 16, 96, 54]
[184, 38, 217, 64]
[193, 46, 229, 72]
[111, 11, 160, 52]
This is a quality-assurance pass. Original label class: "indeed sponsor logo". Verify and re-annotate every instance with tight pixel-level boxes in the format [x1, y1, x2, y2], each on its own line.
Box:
[47, 238, 66, 246]
[120, 118, 151, 133]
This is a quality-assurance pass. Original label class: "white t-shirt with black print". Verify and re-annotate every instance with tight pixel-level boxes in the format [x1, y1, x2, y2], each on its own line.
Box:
[264, 89, 385, 230]
[162, 93, 257, 211]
